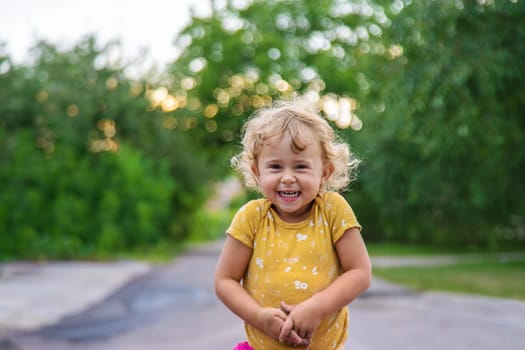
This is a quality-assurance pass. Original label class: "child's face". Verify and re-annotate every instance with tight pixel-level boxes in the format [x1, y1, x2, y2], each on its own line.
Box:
[253, 133, 329, 223]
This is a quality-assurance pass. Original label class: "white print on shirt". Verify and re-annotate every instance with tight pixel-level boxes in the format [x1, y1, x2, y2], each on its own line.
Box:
[296, 233, 308, 241]
[294, 280, 309, 290]
[255, 257, 264, 269]
[284, 256, 299, 264]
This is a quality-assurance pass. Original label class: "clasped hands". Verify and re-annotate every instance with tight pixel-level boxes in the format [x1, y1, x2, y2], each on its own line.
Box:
[259, 299, 322, 348]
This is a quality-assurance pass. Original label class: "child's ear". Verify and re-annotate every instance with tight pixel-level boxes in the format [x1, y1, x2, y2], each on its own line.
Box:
[323, 162, 334, 180]
[251, 162, 261, 186]
[251, 162, 259, 177]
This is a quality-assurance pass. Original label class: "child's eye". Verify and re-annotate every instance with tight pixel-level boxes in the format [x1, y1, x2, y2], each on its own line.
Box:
[296, 164, 309, 170]
[268, 164, 281, 170]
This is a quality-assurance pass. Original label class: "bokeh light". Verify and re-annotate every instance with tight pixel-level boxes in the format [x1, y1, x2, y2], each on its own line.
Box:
[320, 94, 362, 130]
[89, 119, 119, 153]
[67, 104, 79, 118]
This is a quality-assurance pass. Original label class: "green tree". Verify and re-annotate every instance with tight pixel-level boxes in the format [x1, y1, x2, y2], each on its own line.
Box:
[168, 0, 525, 249]
[167, 0, 387, 157]
[0, 37, 212, 259]
[356, 0, 525, 247]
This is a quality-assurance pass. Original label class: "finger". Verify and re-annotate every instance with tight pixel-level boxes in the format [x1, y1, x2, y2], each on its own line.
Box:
[305, 340, 312, 350]
[280, 301, 293, 314]
[288, 329, 303, 345]
[303, 331, 313, 342]
[278, 317, 293, 342]
[274, 309, 288, 321]
[297, 329, 307, 339]
[302, 335, 312, 346]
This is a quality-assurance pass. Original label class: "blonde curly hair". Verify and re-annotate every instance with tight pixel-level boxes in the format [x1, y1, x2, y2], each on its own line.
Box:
[231, 100, 360, 193]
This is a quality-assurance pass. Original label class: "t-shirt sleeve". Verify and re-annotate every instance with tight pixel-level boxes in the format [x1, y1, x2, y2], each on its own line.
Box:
[226, 199, 263, 248]
[323, 192, 362, 244]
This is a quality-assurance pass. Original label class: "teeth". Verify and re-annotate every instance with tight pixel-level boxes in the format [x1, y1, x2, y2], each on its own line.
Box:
[280, 191, 298, 197]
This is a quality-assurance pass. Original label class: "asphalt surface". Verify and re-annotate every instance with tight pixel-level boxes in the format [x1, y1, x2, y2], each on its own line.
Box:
[1, 241, 524, 350]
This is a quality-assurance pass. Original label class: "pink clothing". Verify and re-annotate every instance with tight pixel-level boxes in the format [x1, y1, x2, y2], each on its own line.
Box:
[233, 341, 253, 350]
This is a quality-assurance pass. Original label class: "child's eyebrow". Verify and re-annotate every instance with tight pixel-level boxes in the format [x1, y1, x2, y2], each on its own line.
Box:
[262, 158, 282, 163]
[263, 158, 313, 164]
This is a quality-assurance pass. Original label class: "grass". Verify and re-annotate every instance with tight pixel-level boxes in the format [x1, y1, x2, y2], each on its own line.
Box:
[367, 243, 460, 256]
[91, 241, 185, 264]
[372, 260, 525, 301]
[365, 242, 521, 256]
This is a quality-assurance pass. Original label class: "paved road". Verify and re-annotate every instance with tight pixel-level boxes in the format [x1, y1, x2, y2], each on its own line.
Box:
[1, 244, 244, 350]
[2, 241, 524, 350]
[348, 280, 525, 349]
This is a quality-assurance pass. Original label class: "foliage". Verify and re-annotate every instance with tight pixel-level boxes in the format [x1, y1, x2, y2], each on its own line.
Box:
[169, 0, 386, 149]
[0, 130, 174, 258]
[0, 37, 212, 259]
[355, 0, 525, 248]
[167, 0, 525, 249]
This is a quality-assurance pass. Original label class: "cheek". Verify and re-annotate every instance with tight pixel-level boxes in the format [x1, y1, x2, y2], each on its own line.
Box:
[259, 173, 276, 185]
[259, 179, 277, 196]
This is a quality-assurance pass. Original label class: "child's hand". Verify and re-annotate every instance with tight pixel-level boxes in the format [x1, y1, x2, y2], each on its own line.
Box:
[256, 307, 304, 345]
[278, 300, 322, 347]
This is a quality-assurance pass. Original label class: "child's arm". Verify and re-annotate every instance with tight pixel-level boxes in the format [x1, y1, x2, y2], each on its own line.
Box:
[279, 227, 372, 342]
[215, 235, 305, 344]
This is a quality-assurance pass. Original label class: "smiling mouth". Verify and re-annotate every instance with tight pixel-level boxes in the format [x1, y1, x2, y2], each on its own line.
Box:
[278, 191, 301, 198]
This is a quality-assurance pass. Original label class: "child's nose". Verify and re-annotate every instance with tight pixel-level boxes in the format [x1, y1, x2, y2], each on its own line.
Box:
[281, 171, 296, 184]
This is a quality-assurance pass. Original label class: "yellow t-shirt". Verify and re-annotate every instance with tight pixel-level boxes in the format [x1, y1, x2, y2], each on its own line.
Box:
[227, 191, 361, 350]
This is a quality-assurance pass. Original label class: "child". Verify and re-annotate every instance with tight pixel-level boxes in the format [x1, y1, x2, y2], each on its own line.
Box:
[215, 100, 372, 349]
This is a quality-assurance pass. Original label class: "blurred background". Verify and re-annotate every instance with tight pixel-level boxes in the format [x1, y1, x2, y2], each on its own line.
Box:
[1, 0, 524, 263]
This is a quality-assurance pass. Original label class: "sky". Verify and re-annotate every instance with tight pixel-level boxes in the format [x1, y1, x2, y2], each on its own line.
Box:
[0, 0, 212, 68]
